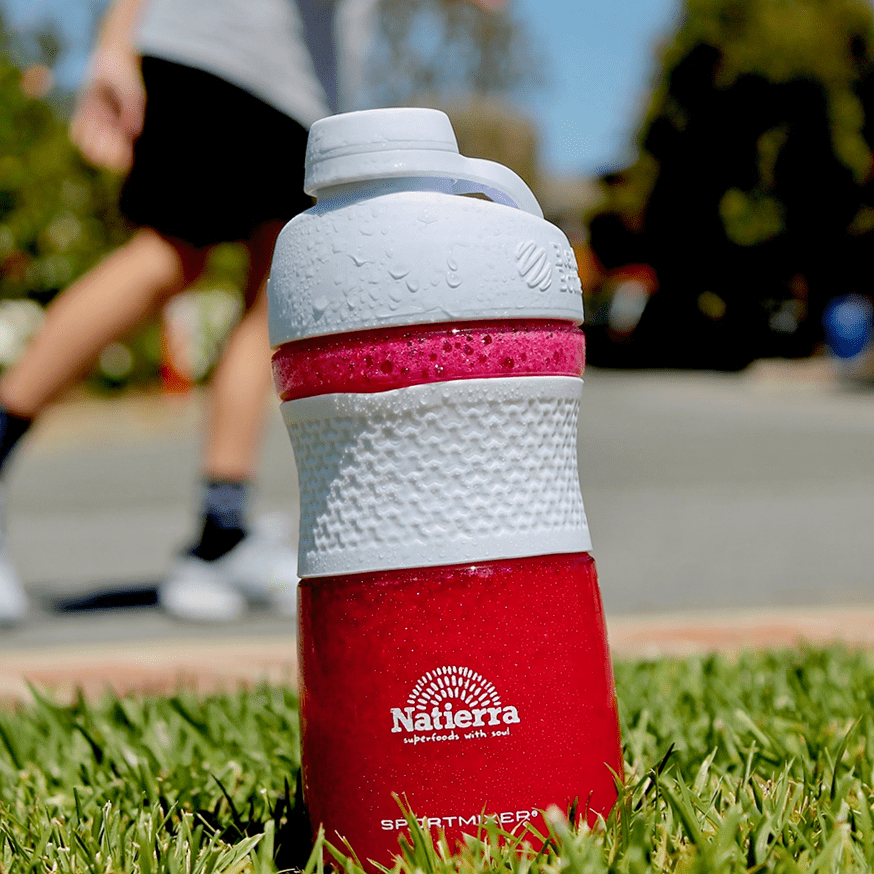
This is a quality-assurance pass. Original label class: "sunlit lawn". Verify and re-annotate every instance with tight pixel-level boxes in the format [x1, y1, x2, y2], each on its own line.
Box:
[1, 645, 872, 872]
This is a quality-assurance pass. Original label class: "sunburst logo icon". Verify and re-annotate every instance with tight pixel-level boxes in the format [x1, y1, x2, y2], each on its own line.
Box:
[407, 666, 501, 711]
[391, 666, 520, 736]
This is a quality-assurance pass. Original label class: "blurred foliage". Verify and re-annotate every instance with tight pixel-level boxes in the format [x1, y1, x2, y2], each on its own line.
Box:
[585, 0, 874, 370]
[0, 22, 129, 306]
[611, 0, 874, 225]
[370, 0, 543, 192]
[372, 0, 542, 103]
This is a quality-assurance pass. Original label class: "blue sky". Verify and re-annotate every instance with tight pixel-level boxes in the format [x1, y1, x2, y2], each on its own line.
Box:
[515, 0, 682, 174]
[3, 0, 682, 176]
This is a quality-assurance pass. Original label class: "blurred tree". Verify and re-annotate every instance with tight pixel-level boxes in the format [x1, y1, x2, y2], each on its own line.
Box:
[372, 0, 539, 101]
[368, 0, 543, 191]
[0, 14, 129, 306]
[585, 0, 874, 370]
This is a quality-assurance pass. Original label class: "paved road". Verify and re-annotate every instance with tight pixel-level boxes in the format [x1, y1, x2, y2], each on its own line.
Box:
[2, 362, 873, 650]
[581, 365, 874, 615]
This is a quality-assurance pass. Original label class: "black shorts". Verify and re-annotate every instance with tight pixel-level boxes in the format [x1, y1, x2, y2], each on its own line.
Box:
[119, 57, 313, 247]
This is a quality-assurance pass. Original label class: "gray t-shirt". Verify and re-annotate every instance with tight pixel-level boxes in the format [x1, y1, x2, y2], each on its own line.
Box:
[136, 0, 338, 127]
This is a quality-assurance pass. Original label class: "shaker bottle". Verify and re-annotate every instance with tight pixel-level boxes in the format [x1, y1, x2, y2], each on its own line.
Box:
[268, 108, 622, 866]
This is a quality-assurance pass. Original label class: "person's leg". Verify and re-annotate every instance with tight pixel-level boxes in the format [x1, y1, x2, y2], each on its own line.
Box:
[200, 221, 282, 482]
[0, 228, 208, 422]
[189, 220, 282, 557]
[185, 263, 272, 562]
[163, 221, 299, 622]
[0, 228, 208, 623]
[185, 284, 272, 564]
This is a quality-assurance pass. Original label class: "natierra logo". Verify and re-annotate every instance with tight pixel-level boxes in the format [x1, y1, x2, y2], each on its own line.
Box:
[391, 666, 520, 741]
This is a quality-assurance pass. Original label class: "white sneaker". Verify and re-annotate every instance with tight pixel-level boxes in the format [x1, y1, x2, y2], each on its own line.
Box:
[0, 550, 27, 626]
[160, 514, 300, 622]
[0, 493, 27, 625]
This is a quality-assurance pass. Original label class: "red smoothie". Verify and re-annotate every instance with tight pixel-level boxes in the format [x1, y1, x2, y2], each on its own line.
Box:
[272, 320, 585, 400]
[298, 553, 622, 861]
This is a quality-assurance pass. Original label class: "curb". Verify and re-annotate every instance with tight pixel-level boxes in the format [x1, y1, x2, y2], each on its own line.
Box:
[1, 606, 873, 704]
[0, 636, 298, 704]
[606, 605, 874, 659]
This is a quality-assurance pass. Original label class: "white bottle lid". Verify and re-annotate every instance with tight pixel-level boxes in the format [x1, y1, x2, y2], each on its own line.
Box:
[304, 107, 543, 217]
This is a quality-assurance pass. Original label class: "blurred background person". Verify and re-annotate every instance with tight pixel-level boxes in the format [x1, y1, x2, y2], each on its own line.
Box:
[0, 0, 339, 624]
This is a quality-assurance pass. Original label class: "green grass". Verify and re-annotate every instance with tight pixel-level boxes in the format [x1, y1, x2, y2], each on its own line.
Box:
[0, 645, 873, 872]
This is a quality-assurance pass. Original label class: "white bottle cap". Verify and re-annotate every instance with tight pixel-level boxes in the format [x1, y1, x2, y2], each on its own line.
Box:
[304, 108, 543, 217]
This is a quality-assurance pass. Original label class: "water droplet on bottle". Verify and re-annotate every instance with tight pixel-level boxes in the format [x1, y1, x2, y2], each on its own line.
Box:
[406, 277, 420, 293]
[312, 296, 329, 318]
[446, 273, 461, 288]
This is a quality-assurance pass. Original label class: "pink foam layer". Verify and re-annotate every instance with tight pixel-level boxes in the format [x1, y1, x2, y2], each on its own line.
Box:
[272, 320, 584, 400]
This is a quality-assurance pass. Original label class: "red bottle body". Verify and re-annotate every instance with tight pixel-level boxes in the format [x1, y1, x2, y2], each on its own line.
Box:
[276, 319, 622, 865]
[298, 552, 621, 858]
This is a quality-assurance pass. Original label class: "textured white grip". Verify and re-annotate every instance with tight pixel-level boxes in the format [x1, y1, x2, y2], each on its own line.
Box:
[282, 376, 592, 577]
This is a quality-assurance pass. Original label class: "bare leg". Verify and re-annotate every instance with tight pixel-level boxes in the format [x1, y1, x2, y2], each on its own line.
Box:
[200, 221, 284, 481]
[0, 228, 208, 418]
[162, 221, 300, 623]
